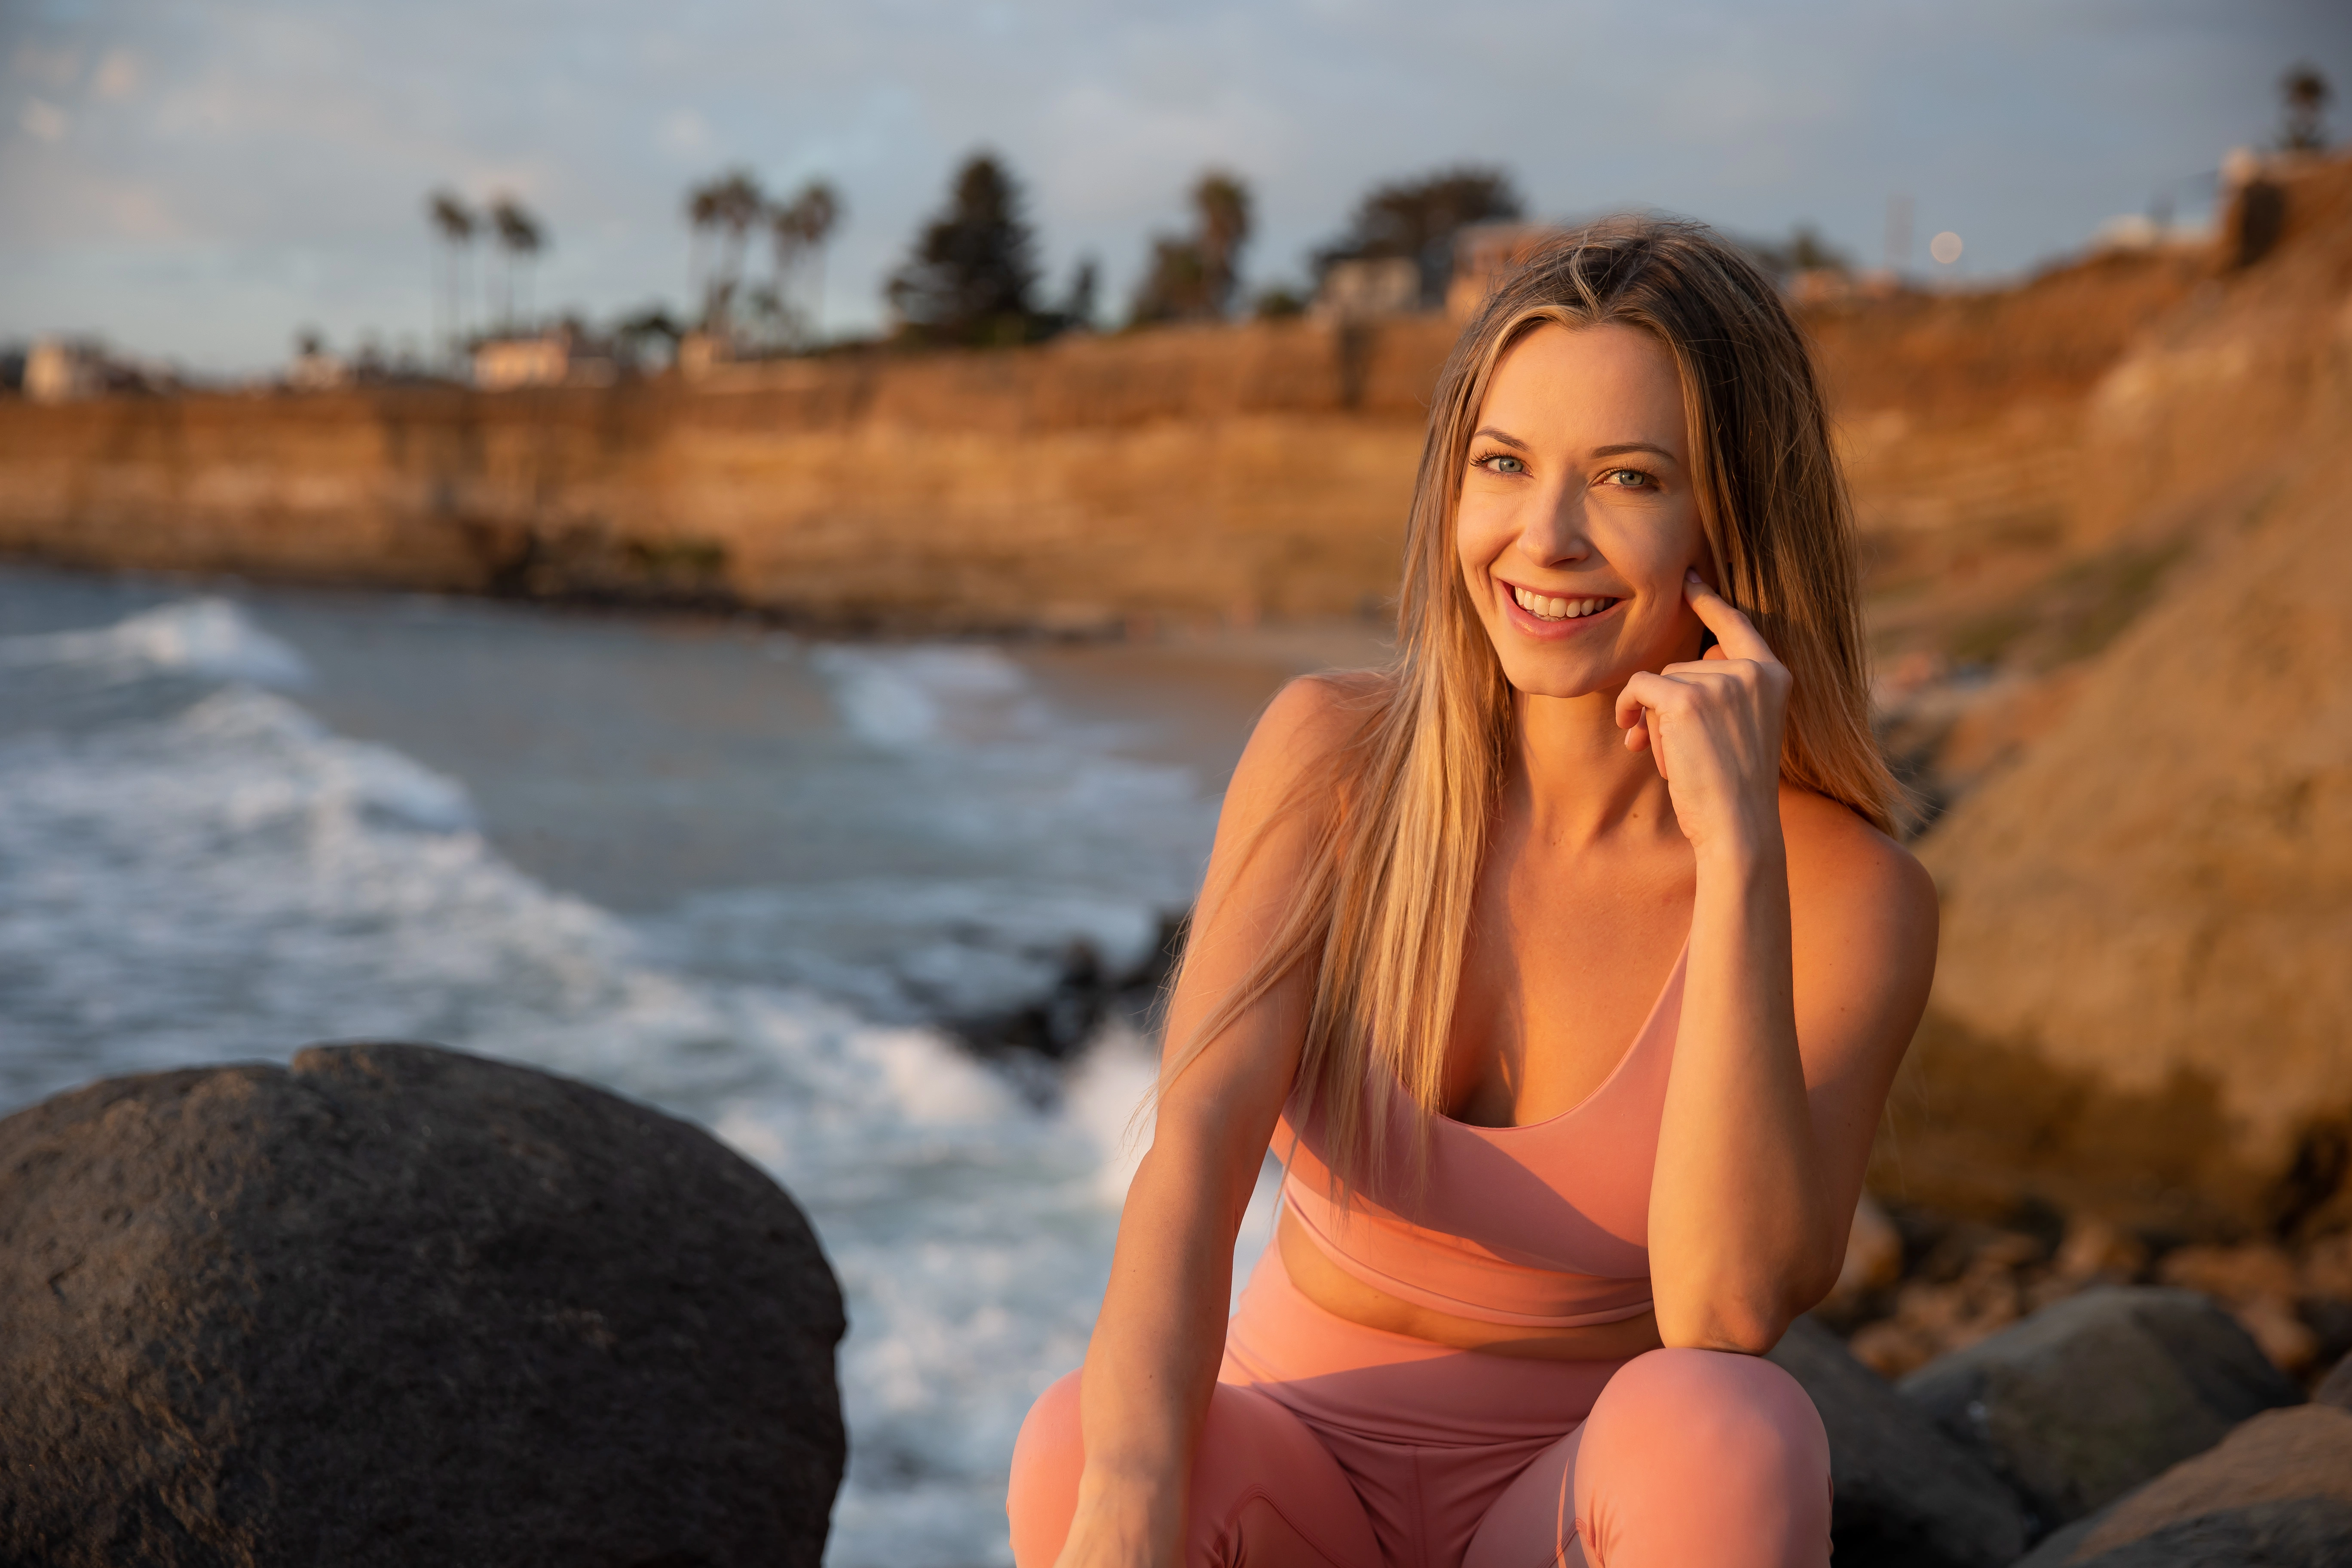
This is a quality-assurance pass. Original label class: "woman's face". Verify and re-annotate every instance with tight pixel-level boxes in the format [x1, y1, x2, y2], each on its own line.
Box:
[1455, 322, 1709, 701]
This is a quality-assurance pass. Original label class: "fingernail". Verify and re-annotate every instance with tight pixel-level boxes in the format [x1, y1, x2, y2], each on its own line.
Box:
[1686, 568, 1701, 583]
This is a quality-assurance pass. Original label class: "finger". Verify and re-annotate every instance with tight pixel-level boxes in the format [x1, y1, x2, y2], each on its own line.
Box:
[1613, 669, 1681, 732]
[1683, 570, 1778, 664]
[1702, 642, 1727, 662]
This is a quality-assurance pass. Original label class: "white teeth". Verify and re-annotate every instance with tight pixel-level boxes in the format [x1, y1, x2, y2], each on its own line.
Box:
[1511, 586, 1615, 621]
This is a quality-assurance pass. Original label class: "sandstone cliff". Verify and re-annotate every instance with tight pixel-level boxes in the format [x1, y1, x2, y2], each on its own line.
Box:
[1892, 155, 2352, 1222]
[0, 318, 1456, 631]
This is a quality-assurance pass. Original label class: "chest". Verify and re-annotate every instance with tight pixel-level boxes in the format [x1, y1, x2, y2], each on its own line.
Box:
[1442, 837, 1693, 1127]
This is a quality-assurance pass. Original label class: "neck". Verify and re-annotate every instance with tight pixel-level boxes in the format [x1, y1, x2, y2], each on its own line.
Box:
[1507, 686, 1680, 852]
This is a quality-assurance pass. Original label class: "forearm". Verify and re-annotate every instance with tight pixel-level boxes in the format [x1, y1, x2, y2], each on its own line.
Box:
[1647, 836, 1836, 1350]
[1068, 1135, 1256, 1554]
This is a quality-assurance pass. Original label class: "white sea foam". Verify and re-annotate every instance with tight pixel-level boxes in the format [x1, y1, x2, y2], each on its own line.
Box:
[0, 597, 1269, 1568]
[0, 596, 312, 688]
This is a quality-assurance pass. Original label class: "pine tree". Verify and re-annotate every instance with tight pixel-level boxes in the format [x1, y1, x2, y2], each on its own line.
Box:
[885, 154, 1045, 346]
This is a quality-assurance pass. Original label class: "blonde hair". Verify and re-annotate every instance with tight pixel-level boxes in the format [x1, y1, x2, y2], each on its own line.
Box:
[1167, 216, 1899, 1192]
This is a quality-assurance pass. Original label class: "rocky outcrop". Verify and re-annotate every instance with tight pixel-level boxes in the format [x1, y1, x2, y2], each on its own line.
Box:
[0, 1043, 845, 1568]
[1766, 1317, 2027, 1568]
[1896, 1288, 2302, 1532]
[2014, 1404, 2352, 1567]
[1908, 153, 2352, 1181]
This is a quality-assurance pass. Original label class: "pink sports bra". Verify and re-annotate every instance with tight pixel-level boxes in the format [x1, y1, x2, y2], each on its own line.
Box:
[1275, 943, 1686, 1328]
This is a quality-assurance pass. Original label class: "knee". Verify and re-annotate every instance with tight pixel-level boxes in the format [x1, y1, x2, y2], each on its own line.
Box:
[1575, 1351, 1831, 1566]
[1008, 1371, 1085, 1568]
[1587, 1348, 1829, 1494]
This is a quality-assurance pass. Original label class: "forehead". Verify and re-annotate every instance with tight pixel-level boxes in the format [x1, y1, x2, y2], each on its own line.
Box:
[1476, 322, 1684, 449]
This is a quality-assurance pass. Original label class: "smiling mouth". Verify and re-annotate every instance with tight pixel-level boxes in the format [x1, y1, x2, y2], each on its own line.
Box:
[1509, 584, 1620, 622]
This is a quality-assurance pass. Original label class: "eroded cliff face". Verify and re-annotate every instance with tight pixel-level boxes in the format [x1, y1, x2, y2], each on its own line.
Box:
[0, 318, 1457, 631]
[1890, 156, 2352, 1224]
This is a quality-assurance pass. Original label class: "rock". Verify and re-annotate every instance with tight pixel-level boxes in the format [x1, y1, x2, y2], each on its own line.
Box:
[2053, 1215, 2150, 1285]
[2316, 1352, 2352, 1411]
[2055, 1500, 2352, 1568]
[1898, 1287, 2302, 1531]
[1847, 1230, 2044, 1380]
[1766, 1316, 2027, 1568]
[0, 1042, 847, 1568]
[1914, 158, 2352, 1183]
[2158, 1243, 2319, 1373]
[2014, 1404, 2352, 1566]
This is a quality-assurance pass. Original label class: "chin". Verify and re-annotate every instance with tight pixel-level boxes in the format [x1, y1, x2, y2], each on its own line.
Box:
[1492, 650, 1617, 701]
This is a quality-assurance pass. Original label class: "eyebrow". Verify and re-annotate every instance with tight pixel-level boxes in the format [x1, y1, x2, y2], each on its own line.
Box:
[1471, 427, 1531, 450]
[1469, 429, 1681, 464]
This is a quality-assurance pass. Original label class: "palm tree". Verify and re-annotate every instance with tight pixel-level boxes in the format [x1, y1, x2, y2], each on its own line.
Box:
[2282, 64, 2332, 153]
[685, 169, 766, 340]
[768, 179, 844, 346]
[489, 196, 546, 332]
[426, 189, 476, 363]
[1128, 170, 1253, 325]
[1193, 171, 1251, 316]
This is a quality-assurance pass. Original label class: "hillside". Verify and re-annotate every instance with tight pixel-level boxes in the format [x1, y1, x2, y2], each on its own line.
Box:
[1865, 153, 2352, 1234]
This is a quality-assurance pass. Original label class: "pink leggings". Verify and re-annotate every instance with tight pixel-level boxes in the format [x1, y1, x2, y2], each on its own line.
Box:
[1009, 1246, 1830, 1568]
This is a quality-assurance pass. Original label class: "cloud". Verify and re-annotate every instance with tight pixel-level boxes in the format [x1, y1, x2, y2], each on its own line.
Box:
[92, 50, 141, 102]
[658, 108, 711, 158]
[20, 98, 66, 142]
[0, 0, 2345, 373]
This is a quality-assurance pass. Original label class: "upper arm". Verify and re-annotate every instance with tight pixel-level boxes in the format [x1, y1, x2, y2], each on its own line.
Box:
[1151, 673, 1374, 1179]
[1781, 789, 1939, 1214]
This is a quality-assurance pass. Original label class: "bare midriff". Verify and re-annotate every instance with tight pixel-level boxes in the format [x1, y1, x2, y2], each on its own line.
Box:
[1277, 1207, 1665, 1362]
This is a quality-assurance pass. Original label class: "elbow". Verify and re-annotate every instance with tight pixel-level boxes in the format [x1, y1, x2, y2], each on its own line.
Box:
[1655, 1268, 1826, 1356]
[1655, 1300, 1792, 1357]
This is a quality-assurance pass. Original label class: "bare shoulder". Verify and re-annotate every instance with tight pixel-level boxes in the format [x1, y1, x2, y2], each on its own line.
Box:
[1778, 784, 1939, 987]
[1226, 670, 1386, 812]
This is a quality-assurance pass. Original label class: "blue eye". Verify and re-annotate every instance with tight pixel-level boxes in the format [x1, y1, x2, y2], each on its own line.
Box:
[1477, 453, 1525, 475]
[1605, 469, 1652, 488]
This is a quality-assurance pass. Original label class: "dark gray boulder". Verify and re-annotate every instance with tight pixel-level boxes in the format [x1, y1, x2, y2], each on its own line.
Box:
[0, 1042, 846, 1568]
[1899, 1287, 2301, 1533]
[2056, 1500, 2352, 1568]
[2315, 1350, 2352, 1411]
[1766, 1316, 2027, 1568]
[2013, 1405, 2352, 1567]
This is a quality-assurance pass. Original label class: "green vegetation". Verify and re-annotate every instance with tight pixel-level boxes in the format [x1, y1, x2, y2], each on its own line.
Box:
[1129, 172, 1253, 326]
[884, 153, 1055, 347]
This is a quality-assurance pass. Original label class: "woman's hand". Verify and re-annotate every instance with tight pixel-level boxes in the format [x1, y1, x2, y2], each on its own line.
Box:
[1051, 1482, 1176, 1568]
[1612, 570, 1791, 861]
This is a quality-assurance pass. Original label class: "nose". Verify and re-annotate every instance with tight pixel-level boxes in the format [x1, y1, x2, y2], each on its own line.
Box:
[1514, 482, 1592, 571]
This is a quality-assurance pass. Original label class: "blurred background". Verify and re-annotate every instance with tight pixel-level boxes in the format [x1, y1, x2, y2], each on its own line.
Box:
[3, 3, 2350, 1565]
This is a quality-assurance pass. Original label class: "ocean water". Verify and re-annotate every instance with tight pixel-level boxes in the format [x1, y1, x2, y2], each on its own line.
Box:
[0, 570, 1381, 1566]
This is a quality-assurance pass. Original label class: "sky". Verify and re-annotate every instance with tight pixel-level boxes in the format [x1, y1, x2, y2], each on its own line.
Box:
[3, 0, 2347, 375]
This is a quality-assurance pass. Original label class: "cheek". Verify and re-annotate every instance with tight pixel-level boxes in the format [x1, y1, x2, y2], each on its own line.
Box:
[1453, 499, 1512, 579]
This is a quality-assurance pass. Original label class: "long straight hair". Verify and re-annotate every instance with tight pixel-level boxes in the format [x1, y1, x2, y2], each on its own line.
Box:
[1163, 216, 1901, 1193]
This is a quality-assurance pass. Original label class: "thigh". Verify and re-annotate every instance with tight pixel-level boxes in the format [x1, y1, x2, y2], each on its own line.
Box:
[1008, 1369, 1384, 1568]
[1461, 1425, 1589, 1568]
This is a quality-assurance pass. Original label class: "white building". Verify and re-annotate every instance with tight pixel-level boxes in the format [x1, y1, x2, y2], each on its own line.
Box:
[1312, 257, 1422, 325]
[24, 338, 109, 402]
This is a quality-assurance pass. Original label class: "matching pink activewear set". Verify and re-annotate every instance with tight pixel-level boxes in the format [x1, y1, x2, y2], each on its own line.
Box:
[1009, 946, 1836, 1568]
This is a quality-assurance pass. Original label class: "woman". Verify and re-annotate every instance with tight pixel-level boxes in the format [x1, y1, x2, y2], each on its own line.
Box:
[1008, 218, 1937, 1568]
